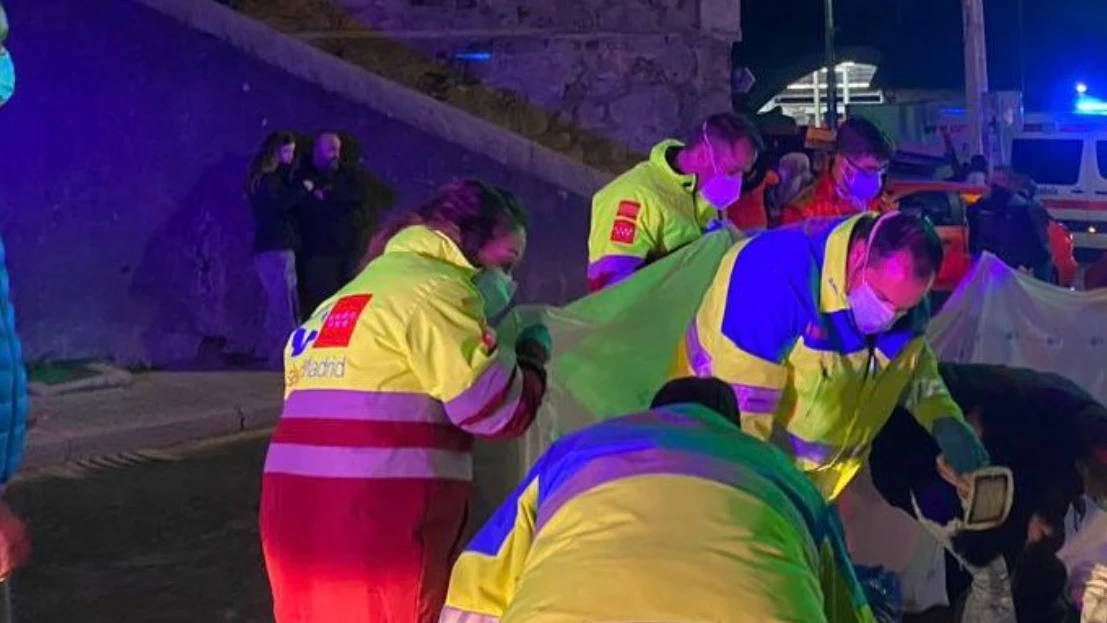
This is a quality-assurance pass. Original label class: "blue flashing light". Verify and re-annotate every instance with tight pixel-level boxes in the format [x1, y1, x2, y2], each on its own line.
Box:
[1076, 95, 1107, 115]
[1077, 82, 1089, 95]
[453, 51, 492, 62]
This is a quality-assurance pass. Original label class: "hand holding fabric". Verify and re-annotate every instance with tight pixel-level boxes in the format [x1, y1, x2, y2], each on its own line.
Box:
[932, 416, 990, 475]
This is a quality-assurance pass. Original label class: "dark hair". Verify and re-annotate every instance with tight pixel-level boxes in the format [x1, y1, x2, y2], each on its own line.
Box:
[835, 117, 894, 162]
[246, 131, 297, 195]
[365, 179, 528, 265]
[689, 112, 765, 153]
[650, 377, 740, 424]
[969, 154, 988, 173]
[852, 212, 944, 281]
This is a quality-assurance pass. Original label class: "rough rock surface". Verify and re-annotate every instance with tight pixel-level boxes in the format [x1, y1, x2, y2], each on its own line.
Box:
[0, 0, 589, 366]
[235, 0, 738, 172]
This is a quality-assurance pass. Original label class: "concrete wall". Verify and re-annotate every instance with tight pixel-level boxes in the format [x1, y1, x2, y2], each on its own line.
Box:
[237, 0, 740, 172]
[0, 0, 589, 366]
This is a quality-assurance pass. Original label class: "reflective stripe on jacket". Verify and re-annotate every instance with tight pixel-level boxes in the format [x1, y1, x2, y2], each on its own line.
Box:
[441, 404, 876, 623]
[587, 140, 716, 291]
[684, 215, 963, 500]
[266, 225, 536, 482]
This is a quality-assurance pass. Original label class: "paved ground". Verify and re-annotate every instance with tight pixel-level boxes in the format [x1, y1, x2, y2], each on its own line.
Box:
[24, 371, 283, 469]
[7, 432, 275, 623]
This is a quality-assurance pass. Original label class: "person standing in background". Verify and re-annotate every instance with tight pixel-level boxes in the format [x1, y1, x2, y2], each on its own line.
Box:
[295, 132, 366, 314]
[247, 131, 311, 368]
[780, 118, 893, 225]
[0, 3, 33, 620]
[586, 113, 762, 292]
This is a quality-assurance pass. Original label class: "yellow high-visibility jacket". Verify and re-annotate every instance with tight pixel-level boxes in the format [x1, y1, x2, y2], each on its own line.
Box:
[682, 215, 965, 500]
[441, 404, 877, 623]
[587, 140, 717, 291]
[274, 224, 538, 481]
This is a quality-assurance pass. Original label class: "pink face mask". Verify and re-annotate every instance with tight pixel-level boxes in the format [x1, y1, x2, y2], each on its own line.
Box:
[700, 124, 743, 209]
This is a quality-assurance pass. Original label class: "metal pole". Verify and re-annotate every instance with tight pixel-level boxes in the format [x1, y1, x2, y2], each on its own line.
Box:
[824, 0, 838, 128]
[961, 0, 989, 159]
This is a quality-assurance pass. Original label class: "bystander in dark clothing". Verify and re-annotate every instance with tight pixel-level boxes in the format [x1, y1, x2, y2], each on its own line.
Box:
[295, 132, 366, 314]
[870, 363, 1107, 617]
[247, 131, 307, 368]
[968, 173, 1055, 283]
[335, 132, 394, 268]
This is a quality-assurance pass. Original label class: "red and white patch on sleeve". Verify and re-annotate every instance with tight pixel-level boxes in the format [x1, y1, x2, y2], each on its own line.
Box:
[616, 200, 642, 220]
[609, 220, 637, 244]
[610, 200, 641, 245]
[314, 294, 373, 348]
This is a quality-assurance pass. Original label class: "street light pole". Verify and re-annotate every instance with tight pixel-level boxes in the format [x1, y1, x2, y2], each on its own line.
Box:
[961, 0, 989, 160]
[824, 0, 838, 128]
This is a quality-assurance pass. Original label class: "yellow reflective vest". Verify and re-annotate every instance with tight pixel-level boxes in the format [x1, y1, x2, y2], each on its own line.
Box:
[682, 215, 965, 500]
[271, 225, 535, 483]
[587, 140, 718, 291]
[441, 404, 877, 623]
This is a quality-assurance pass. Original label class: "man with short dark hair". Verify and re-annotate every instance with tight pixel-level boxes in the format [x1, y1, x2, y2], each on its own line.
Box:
[440, 377, 878, 623]
[587, 113, 763, 292]
[780, 117, 895, 225]
[678, 212, 988, 500]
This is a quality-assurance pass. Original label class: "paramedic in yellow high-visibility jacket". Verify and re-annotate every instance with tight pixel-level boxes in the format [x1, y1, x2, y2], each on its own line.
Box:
[683, 212, 990, 501]
[260, 180, 552, 623]
[440, 377, 878, 623]
[586, 113, 762, 292]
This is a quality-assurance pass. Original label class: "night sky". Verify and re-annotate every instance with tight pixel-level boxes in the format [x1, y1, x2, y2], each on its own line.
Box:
[741, 0, 1107, 112]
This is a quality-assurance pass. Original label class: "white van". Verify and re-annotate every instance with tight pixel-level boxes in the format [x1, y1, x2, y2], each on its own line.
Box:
[1011, 114, 1107, 259]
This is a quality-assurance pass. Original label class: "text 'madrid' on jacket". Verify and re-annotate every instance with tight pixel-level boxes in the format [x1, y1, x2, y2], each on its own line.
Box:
[266, 225, 537, 484]
[684, 214, 963, 500]
[587, 140, 719, 292]
[440, 404, 877, 623]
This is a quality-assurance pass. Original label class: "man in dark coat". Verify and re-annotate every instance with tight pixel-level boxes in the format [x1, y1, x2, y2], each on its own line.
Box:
[872, 363, 1107, 619]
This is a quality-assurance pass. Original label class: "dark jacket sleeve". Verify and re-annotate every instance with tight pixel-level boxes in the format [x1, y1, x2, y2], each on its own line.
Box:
[254, 173, 307, 215]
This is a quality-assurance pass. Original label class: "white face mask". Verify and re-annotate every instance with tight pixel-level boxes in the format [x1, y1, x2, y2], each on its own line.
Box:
[699, 125, 744, 210]
[0, 48, 14, 107]
[846, 215, 903, 335]
[473, 268, 517, 321]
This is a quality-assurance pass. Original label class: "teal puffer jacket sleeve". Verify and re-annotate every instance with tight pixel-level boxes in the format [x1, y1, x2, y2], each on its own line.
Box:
[0, 236, 28, 484]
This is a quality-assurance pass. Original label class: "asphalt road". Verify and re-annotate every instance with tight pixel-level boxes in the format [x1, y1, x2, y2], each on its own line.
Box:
[6, 432, 274, 623]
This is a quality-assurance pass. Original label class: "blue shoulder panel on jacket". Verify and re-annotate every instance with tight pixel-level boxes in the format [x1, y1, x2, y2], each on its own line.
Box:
[719, 228, 814, 363]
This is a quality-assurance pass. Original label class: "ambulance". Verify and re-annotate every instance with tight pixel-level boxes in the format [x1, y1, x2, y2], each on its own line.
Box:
[1010, 113, 1107, 260]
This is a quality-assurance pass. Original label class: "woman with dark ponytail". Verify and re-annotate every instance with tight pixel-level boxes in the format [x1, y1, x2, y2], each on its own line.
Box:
[260, 179, 552, 623]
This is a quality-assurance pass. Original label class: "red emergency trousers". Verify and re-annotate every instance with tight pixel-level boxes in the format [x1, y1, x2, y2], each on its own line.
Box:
[260, 461, 471, 623]
[260, 380, 543, 623]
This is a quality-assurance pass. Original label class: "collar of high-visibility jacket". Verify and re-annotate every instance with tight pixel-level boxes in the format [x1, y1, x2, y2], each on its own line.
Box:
[648, 139, 697, 191]
[818, 213, 868, 313]
[382, 224, 477, 275]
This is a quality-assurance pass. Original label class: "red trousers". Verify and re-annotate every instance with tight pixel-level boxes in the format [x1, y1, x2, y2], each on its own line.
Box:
[260, 475, 471, 623]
